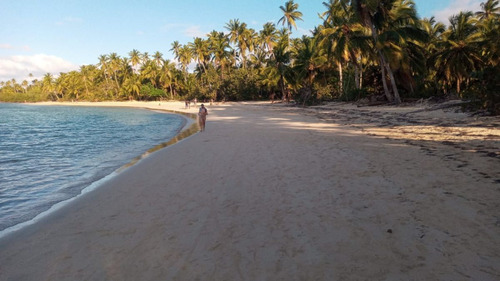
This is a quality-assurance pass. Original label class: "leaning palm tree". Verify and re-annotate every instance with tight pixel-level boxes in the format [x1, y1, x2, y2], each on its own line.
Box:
[376, 0, 429, 96]
[351, 0, 424, 104]
[170, 41, 181, 62]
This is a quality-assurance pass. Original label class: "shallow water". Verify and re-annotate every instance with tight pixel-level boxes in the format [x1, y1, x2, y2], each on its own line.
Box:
[0, 103, 185, 232]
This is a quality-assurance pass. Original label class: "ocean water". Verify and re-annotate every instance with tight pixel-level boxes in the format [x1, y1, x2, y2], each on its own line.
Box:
[0, 103, 185, 233]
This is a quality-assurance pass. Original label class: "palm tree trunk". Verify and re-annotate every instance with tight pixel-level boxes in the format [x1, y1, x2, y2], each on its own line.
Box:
[379, 55, 393, 102]
[354, 64, 360, 90]
[368, 20, 401, 104]
[338, 61, 344, 98]
[279, 75, 286, 101]
[360, 64, 363, 89]
[384, 60, 401, 104]
[113, 72, 120, 97]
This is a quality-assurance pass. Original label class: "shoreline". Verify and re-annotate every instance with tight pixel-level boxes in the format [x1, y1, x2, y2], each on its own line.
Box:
[1, 101, 498, 280]
[0, 101, 200, 239]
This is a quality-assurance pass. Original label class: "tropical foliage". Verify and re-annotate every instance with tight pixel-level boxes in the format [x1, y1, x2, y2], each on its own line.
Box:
[1, 0, 498, 114]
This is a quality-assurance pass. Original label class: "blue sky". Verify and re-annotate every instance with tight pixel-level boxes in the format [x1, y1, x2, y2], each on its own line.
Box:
[0, 0, 485, 82]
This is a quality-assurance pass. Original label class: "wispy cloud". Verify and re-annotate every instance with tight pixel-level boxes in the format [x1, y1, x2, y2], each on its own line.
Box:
[297, 26, 314, 37]
[0, 44, 31, 51]
[432, 0, 482, 24]
[56, 16, 83, 26]
[0, 54, 78, 82]
[162, 23, 208, 39]
[184, 25, 207, 38]
[0, 44, 14, 50]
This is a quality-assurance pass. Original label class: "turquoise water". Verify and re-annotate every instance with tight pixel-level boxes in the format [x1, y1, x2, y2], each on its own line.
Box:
[0, 103, 185, 232]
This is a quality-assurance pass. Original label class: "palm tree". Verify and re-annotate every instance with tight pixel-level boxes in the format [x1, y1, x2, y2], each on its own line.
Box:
[278, 0, 303, 32]
[21, 80, 28, 93]
[432, 11, 483, 94]
[377, 0, 428, 96]
[241, 27, 258, 68]
[122, 74, 142, 100]
[160, 59, 177, 99]
[476, 0, 500, 20]
[141, 60, 160, 88]
[153, 51, 164, 67]
[271, 33, 292, 101]
[108, 53, 122, 96]
[421, 17, 446, 54]
[320, 0, 371, 95]
[141, 52, 150, 65]
[225, 19, 256, 68]
[170, 41, 181, 62]
[259, 22, 279, 57]
[189, 37, 209, 72]
[79, 65, 94, 98]
[129, 49, 142, 74]
[352, 0, 425, 104]
[225, 19, 243, 66]
[293, 36, 328, 104]
[208, 30, 232, 78]
[97, 55, 109, 79]
[178, 45, 193, 74]
[42, 73, 55, 98]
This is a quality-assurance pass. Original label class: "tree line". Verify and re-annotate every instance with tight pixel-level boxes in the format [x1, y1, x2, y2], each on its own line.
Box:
[1, 0, 498, 114]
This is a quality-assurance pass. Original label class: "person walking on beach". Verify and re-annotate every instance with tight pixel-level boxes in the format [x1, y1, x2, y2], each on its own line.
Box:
[198, 104, 208, 132]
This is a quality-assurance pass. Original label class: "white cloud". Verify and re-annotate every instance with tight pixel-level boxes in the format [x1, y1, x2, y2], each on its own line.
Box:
[297, 26, 314, 37]
[0, 44, 14, 49]
[56, 16, 83, 26]
[162, 23, 208, 39]
[184, 25, 206, 38]
[432, 0, 483, 24]
[0, 54, 78, 82]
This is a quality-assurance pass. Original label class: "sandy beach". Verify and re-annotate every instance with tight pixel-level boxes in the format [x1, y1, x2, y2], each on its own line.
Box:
[0, 100, 499, 280]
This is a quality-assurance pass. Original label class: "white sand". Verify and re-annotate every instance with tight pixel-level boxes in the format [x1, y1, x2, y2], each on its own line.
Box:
[0, 101, 498, 280]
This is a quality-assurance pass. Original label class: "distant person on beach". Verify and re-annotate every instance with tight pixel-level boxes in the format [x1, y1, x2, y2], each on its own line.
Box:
[198, 104, 208, 132]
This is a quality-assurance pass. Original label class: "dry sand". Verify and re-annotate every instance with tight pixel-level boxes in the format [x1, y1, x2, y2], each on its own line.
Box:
[0, 101, 498, 280]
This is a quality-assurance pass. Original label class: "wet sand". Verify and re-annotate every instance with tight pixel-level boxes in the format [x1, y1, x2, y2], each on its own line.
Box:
[0, 101, 499, 280]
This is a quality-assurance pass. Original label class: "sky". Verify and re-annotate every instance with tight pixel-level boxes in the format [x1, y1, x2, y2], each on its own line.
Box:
[0, 0, 486, 83]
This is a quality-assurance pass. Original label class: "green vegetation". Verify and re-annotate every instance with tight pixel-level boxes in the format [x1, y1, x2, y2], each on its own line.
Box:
[1, 0, 498, 114]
